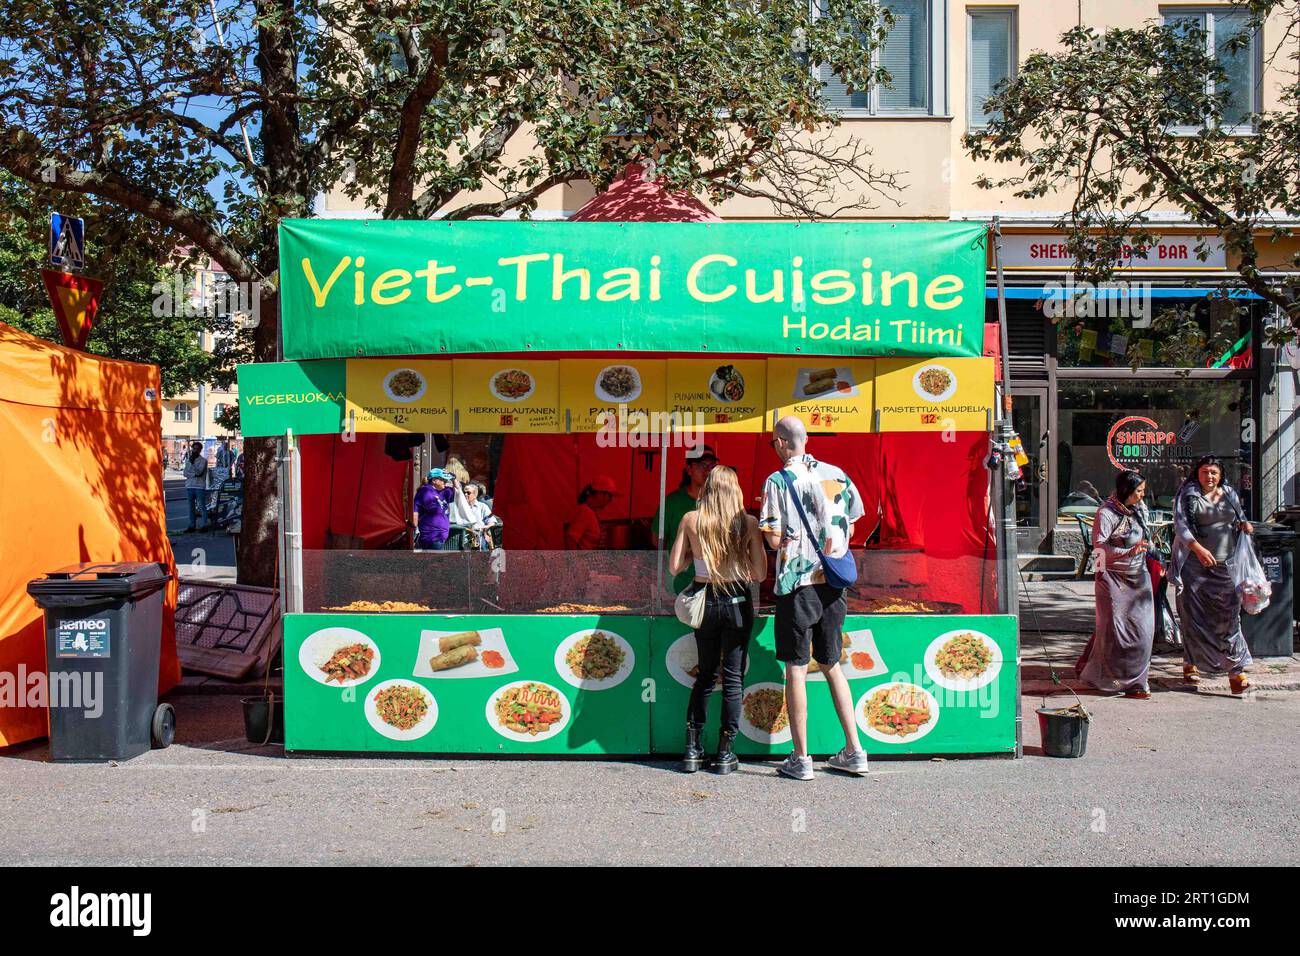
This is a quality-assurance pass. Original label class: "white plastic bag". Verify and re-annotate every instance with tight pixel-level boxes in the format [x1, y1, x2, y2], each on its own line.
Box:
[1232, 531, 1271, 616]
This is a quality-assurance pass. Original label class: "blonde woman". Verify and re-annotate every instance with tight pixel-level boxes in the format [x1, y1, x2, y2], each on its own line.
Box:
[668, 466, 767, 774]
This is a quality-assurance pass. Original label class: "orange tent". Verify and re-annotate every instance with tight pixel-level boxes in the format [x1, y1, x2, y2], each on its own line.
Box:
[0, 322, 180, 746]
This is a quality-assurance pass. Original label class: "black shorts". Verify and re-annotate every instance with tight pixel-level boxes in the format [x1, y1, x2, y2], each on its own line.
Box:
[774, 584, 847, 666]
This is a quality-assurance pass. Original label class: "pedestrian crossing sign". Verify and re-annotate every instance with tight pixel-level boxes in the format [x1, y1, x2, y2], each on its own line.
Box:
[49, 213, 85, 269]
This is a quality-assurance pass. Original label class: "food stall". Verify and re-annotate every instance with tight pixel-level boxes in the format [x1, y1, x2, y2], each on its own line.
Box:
[237, 218, 1019, 757]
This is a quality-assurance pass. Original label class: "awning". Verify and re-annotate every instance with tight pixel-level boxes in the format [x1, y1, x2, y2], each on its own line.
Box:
[986, 286, 1263, 300]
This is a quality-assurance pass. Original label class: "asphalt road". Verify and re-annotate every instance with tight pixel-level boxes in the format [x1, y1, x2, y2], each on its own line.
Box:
[164, 477, 235, 572]
[1, 688, 1297, 866]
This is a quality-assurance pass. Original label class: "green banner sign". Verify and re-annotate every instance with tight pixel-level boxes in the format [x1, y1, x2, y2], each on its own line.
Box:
[279, 220, 988, 361]
[284, 612, 1016, 756]
[237, 359, 345, 438]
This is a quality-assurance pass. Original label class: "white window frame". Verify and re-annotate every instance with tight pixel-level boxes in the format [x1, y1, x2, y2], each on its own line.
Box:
[967, 6, 1017, 132]
[1161, 6, 1263, 135]
[814, 0, 948, 118]
[173, 403, 193, 423]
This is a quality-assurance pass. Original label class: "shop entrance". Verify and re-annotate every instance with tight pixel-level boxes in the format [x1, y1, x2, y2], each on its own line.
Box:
[1011, 386, 1055, 553]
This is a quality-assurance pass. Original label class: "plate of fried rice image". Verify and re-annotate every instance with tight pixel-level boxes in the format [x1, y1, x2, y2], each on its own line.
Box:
[486, 680, 572, 742]
[553, 629, 635, 690]
[738, 682, 792, 745]
[911, 364, 957, 403]
[365, 679, 438, 741]
[382, 367, 428, 404]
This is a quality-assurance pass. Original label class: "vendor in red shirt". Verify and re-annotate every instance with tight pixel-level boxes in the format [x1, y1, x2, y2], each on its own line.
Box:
[565, 475, 619, 549]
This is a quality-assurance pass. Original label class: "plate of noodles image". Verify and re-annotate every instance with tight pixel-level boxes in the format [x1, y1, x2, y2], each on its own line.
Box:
[594, 364, 642, 404]
[554, 628, 635, 690]
[923, 629, 1001, 692]
[487, 680, 571, 742]
[665, 632, 751, 689]
[856, 682, 940, 744]
[738, 682, 792, 745]
[382, 367, 428, 403]
[911, 364, 957, 403]
[365, 679, 438, 741]
[299, 626, 381, 689]
[489, 368, 536, 403]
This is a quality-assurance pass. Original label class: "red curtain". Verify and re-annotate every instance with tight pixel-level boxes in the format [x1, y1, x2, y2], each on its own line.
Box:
[299, 433, 410, 550]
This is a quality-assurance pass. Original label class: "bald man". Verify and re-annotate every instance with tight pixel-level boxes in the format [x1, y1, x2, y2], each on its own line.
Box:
[760, 415, 868, 780]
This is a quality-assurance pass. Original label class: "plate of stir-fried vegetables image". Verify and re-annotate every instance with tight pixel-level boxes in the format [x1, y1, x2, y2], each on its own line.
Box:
[738, 682, 792, 745]
[299, 626, 381, 688]
[924, 629, 1001, 691]
[487, 680, 571, 741]
[489, 368, 536, 402]
[856, 682, 939, 744]
[365, 679, 438, 740]
[553, 629, 634, 690]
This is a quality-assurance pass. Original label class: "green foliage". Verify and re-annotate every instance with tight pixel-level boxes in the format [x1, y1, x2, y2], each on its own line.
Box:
[964, 8, 1300, 327]
[0, 0, 904, 366]
[0, 173, 222, 396]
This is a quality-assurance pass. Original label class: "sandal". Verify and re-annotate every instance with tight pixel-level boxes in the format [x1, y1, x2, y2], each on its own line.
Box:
[1183, 664, 1202, 685]
[1229, 673, 1252, 695]
[1123, 688, 1152, 700]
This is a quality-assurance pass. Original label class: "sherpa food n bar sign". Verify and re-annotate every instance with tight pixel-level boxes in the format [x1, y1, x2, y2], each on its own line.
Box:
[279, 220, 987, 361]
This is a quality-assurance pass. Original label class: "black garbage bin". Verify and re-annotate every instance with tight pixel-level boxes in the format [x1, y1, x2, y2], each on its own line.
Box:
[1240, 524, 1296, 658]
[26, 562, 175, 761]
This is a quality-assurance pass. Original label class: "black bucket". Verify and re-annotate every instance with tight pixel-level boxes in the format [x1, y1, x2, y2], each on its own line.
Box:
[241, 696, 285, 746]
[1036, 706, 1089, 758]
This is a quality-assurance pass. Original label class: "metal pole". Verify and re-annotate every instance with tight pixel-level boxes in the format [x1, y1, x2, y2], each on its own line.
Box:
[992, 219, 1022, 759]
[277, 432, 289, 613]
[289, 429, 304, 614]
[656, 428, 669, 613]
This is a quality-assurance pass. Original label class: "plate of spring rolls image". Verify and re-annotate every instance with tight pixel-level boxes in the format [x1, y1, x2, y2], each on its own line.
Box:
[552, 628, 636, 690]
[412, 628, 519, 679]
[792, 366, 859, 400]
[804, 628, 887, 682]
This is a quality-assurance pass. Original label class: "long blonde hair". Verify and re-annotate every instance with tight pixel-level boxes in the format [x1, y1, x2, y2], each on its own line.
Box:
[695, 466, 751, 588]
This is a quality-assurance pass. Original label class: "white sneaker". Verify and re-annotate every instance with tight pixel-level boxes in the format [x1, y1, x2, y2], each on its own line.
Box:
[777, 753, 815, 781]
[826, 747, 869, 776]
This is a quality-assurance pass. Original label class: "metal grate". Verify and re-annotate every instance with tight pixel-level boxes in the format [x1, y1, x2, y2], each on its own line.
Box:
[175, 583, 280, 676]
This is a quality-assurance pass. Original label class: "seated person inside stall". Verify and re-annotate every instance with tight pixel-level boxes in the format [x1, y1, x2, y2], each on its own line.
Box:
[453, 479, 500, 551]
[413, 468, 456, 550]
[565, 474, 619, 550]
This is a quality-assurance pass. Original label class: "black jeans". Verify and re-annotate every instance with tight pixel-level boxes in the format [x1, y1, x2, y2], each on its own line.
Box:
[687, 586, 754, 736]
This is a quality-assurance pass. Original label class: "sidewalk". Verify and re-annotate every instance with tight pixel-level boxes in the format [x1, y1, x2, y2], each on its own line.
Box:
[1018, 578, 1300, 695]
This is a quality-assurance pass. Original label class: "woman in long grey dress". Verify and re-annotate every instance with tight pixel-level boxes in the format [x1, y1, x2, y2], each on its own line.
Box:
[1171, 455, 1254, 695]
[1076, 470, 1156, 698]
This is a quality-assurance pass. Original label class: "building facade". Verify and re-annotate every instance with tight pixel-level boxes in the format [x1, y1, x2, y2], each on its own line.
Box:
[317, 1, 1300, 553]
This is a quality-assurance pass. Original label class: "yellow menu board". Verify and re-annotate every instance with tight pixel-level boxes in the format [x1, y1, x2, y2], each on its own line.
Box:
[874, 357, 994, 432]
[344, 359, 452, 433]
[453, 360, 561, 432]
[560, 359, 667, 432]
[767, 359, 875, 432]
[665, 359, 767, 433]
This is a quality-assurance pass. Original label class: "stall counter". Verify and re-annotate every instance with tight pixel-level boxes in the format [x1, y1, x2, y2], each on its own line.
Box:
[285, 613, 1017, 756]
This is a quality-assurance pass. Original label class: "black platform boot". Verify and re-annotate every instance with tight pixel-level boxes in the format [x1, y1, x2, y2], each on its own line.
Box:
[713, 730, 739, 775]
[683, 724, 706, 773]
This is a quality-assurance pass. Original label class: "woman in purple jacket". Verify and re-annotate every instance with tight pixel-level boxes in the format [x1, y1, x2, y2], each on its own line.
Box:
[413, 468, 456, 550]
